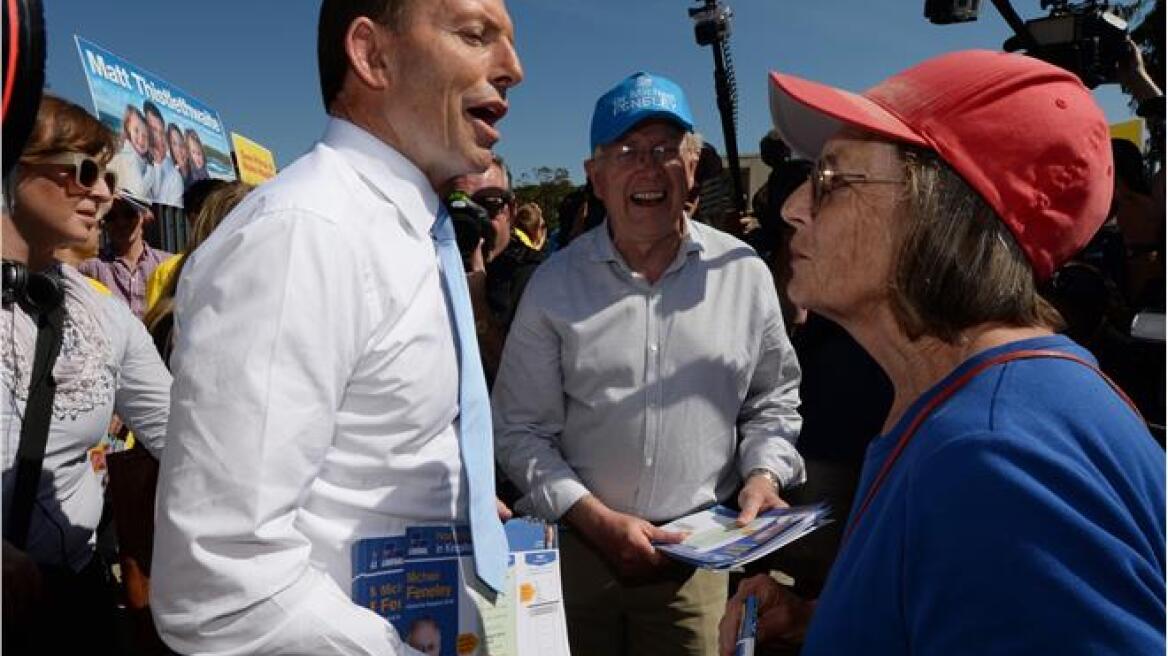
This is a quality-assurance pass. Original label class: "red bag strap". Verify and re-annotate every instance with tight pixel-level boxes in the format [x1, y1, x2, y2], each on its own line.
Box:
[841, 349, 1141, 546]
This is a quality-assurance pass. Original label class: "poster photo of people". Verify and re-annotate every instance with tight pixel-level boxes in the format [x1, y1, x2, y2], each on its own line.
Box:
[75, 35, 236, 208]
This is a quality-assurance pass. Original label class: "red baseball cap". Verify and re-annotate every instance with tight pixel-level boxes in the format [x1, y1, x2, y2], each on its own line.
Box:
[769, 50, 1113, 280]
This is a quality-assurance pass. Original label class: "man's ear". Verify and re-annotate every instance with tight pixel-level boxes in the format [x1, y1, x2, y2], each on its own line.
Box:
[344, 17, 392, 91]
[584, 159, 604, 200]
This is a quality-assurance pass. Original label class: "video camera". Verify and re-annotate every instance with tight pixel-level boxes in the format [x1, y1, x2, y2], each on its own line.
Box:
[925, 0, 1130, 89]
[445, 191, 496, 267]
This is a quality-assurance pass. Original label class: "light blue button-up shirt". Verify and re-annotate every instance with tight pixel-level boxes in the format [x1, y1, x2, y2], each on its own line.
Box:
[493, 219, 804, 523]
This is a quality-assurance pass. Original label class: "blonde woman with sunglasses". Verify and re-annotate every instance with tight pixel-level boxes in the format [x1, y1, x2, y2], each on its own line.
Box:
[2, 94, 171, 653]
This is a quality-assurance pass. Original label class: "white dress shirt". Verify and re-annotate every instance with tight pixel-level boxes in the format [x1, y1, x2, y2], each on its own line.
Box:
[151, 119, 460, 656]
[493, 221, 805, 523]
[2, 265, 170, 569]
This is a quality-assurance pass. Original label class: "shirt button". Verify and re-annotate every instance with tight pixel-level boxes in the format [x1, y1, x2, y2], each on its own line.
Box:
[645, 458, 653, 466]
[648, 344, 658, 352]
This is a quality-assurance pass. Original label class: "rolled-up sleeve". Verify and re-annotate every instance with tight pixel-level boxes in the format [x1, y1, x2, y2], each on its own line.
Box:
[492, 282, 591, 521]
[736, 293, 805, 490]
[150, 210, 407, 655]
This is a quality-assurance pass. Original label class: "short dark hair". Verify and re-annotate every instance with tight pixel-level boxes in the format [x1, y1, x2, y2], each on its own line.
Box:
[317, 0, 411, 111]
[182, 178, 231, 217]
[142, 100, 163, 123]
[891, 147, 1062, 342]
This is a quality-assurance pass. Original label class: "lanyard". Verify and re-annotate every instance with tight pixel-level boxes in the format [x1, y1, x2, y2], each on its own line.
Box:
[841, 348, 1141, 546]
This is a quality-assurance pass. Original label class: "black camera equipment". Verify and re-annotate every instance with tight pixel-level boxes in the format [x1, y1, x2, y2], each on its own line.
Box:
[688, 0, 747, 218]
[926, 0, 1130, 89]
[2, 0, 46, 181]
[925, 0, 982, 23]
[446, 191, 496, 267]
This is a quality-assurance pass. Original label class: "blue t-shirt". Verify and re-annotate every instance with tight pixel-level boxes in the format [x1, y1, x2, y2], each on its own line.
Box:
[804, 335, 1165, 655]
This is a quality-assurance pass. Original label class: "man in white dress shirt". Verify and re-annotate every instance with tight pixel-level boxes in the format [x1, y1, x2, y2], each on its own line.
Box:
[149, 1, 523, 654]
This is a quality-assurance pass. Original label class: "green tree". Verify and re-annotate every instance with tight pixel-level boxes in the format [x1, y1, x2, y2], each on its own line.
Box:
[514, 166, 577, 233]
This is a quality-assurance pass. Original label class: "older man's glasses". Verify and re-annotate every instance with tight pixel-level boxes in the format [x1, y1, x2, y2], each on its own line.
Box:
[604, 143, 683, 168]
[811, 160, 902, 214]
[41, 152, 118, 192]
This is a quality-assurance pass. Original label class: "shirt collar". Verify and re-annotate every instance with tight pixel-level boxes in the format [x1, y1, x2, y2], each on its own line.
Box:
[587, 215, 706, 266]
[321, 117, 440, 237]
[102, 242, 158, 266]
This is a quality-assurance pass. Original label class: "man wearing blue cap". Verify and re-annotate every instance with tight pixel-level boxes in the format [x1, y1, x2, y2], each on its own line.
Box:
[492, 72, 805, 655]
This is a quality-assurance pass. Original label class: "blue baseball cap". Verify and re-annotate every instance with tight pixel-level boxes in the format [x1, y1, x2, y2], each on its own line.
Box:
[590, 72, 695, 151]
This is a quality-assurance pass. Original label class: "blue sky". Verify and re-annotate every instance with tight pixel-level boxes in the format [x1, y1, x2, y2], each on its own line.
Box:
[44, 0, 1141, 185]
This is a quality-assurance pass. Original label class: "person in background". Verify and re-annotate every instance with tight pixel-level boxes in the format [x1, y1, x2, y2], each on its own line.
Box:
[184, 128, 210, 183]
[447, 153, 515, 265]
[2, 93, 171, 655]
[720, 50, 1164, 656]
[493, 72, 804, 656]
[149, 0, 523, 653]
[142, 101, 182, 206]
[556, 180, 605, 250]
[445, 154, 547, 385]
[513, 202, 546, 251]
[145, 177, 231, 311]
[488, 197, 548, 335]
[1109, 138, 1161, 308]
[689, 142, 737, 235]
[79, 191, 173, 319]
[143, 180, 252, 363]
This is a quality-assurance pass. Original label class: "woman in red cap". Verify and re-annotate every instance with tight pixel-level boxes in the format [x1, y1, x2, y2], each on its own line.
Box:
[719, 51, 1164, 655]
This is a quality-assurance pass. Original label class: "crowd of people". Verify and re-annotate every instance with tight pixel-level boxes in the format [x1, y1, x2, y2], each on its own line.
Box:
[1, 1, 1164, 655]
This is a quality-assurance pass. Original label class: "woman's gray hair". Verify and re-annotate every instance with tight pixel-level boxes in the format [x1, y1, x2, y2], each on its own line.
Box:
[890, 146, 1063, 343]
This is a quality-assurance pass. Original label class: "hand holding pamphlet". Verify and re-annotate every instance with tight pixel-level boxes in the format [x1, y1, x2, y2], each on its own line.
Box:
[654, 503, 831, 570]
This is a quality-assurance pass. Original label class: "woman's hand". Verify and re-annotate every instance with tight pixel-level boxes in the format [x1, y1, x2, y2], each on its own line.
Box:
[718, 573, 816, 656]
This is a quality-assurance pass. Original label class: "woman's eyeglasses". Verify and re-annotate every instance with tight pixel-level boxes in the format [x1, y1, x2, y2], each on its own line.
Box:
[40, 152, 118, 193]
[810, 160, 902, 214]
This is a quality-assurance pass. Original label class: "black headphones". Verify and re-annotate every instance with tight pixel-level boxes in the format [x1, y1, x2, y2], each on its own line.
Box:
[2, 260, 64, 314]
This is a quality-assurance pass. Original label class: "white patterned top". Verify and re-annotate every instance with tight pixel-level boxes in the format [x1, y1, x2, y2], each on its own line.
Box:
[1, 264, 170, 570]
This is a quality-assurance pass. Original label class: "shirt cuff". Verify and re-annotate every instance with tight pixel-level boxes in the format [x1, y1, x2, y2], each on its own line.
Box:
[528, 476, 592, 521]
[740, 439, 807, 490]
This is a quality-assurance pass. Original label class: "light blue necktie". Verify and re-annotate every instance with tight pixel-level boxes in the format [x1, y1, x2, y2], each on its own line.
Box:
[431, 207, 508, 594]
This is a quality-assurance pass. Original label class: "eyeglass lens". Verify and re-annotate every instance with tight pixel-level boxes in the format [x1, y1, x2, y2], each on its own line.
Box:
[73, 156, 117, 192]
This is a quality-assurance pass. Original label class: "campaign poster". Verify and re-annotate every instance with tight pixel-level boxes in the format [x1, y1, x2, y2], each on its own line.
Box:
[75, 35, 235, 208]
[231, 132, 278, 185]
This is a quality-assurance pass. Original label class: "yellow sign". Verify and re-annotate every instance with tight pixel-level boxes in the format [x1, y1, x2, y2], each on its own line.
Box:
[1109, 118, 1144, 149]
[230, 132, 278, 185]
